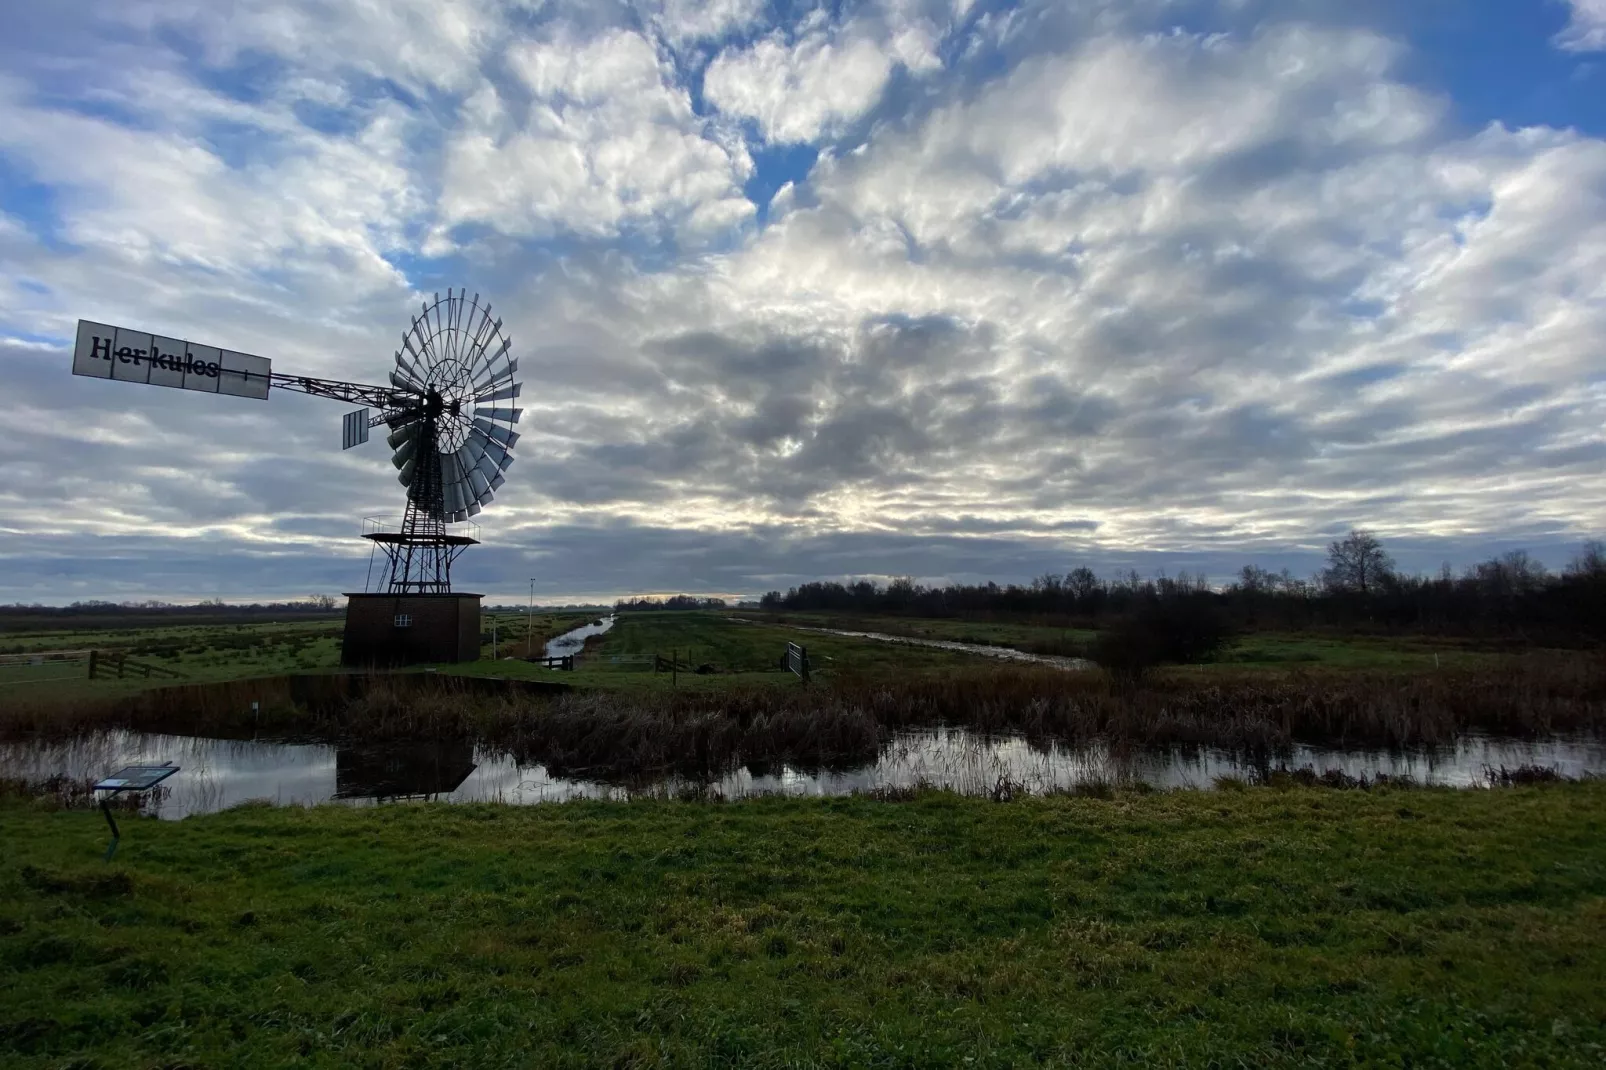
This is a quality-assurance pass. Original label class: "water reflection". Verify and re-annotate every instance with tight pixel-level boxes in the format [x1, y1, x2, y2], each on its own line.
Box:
[3, 728, 1601, 820]
[334, 742, 477, 801]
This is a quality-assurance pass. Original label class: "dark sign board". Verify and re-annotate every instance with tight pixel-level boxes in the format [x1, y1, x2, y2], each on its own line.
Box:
[94, 764, 180, 792]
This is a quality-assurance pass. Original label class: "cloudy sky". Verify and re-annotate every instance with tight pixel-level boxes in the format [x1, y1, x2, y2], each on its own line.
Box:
[1, 0, 1604, 604]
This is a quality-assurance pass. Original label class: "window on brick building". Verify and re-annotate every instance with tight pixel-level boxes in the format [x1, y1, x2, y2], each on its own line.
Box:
[393, 614, 412, 628]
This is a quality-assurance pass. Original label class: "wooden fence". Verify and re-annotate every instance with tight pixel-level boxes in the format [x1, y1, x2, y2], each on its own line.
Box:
[0, 650, 186, 683]
[526, 655, 576, 671]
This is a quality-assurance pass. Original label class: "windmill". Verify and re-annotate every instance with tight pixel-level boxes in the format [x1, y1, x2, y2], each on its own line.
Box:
[70, 289, 521, 664]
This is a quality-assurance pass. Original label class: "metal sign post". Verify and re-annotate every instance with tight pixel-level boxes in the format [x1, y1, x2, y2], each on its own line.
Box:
[93, 763, 180, 860]
[785, 642, 810, 683]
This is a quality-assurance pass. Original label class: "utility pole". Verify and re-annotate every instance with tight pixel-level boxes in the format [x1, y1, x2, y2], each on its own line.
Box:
[527, 578, 536, 659]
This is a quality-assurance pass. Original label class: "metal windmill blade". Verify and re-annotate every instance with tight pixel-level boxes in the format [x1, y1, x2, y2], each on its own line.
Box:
[388, 289, 521, 522]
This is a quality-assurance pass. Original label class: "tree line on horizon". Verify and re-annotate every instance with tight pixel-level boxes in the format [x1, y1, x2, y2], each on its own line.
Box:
[0, 595, 343, 616]
[757, 532, 1606, 639]
[614, 594, 730, 612]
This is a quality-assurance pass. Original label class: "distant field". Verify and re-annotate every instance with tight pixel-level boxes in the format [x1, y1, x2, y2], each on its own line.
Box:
[1207, 632, 1499, 671]
[0, 610, 595, 701]
[737, 610, 1517, 672]
[0, 618, 345, 699]
[477, 610, 597, 660]
[448, 610, 994, 693]
[741, 610, 1096, 657]
[0, 605, 1555, 708]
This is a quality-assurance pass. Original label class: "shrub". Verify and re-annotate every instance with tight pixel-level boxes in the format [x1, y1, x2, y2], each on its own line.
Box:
[1093, 597, 1231, 680]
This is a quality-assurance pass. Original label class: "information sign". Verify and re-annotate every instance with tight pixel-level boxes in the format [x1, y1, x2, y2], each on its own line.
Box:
[72, 319, 271, 400]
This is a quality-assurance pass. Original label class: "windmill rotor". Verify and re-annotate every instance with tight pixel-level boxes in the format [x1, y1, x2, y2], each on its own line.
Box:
[383, 290, 521, 525]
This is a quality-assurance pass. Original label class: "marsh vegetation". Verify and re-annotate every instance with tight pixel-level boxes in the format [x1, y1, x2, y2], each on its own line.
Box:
[4, 608, 1602, 804]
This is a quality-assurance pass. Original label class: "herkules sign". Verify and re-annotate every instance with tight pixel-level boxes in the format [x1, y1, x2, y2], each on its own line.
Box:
[72, 319, 271, 399]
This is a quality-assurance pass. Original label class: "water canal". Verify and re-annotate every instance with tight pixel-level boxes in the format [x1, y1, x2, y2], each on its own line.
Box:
[544, 614, 615, 658]
[4, 728, 1600, 820]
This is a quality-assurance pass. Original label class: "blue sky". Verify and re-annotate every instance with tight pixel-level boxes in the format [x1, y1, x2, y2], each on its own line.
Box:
[0, 0, 1603, 603]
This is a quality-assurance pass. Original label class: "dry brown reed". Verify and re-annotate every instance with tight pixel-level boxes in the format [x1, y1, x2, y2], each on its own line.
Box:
[2, 655, 1602, 782]
[0, 673, 561, 742]
[0, 774, 165, 811]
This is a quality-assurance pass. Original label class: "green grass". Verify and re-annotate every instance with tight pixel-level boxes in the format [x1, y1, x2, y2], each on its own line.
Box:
[0, 619, 346, 700]
[2, 783, 1603, 1067]
[733, 611, 1528, 671]
[0, 611, 596, 701]
[744, 610, 1096, 657]
[1206, 633, 1506, 671]
[2, 601, 1533, 707]
[476, 610, 598, 661]
[550, 611, 994, 692]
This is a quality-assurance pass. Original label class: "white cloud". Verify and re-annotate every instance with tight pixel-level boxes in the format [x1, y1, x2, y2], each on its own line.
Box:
[1557, 0, 1606, 52]
[2, 1, 1605, 601]
[651, 0, 768, 47]
[112, 0, 505, 93]
[703, 2, 949, 144]
[705, 28, 897, 144]
[0, 71, 420, 320]
[433, 29, 754, 244]
[591, 21, 1606, 548]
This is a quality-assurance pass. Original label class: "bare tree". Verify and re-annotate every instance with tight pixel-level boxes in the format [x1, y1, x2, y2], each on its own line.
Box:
[1066, 567, 1100, 601]
[1323, 530, 1394, 595]
[1472, 551, 1548, 599]
[1568, 540, 1606, 581]
[1234, 565, 1277, 593]
[308, 593, 337, 611]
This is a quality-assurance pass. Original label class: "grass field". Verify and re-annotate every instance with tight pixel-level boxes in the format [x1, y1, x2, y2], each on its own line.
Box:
[3, 782, 1603, 1067]
[446, 611, 996, 694]
[1, 604, 1542, 707]
[0, 618, 346, 698]
[743, 611, 1098, 658]
[477, 610, 599, 660]
[741, 610, 1512, 672]
[0, 610, 598, 700]
[1208, 632, 1497, 671]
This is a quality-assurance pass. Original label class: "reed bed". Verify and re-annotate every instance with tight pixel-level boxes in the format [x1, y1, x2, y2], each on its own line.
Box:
[495, 657, 1605, 780]
[2, 656, 1602, 782]
[0, 774, 165, 811]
